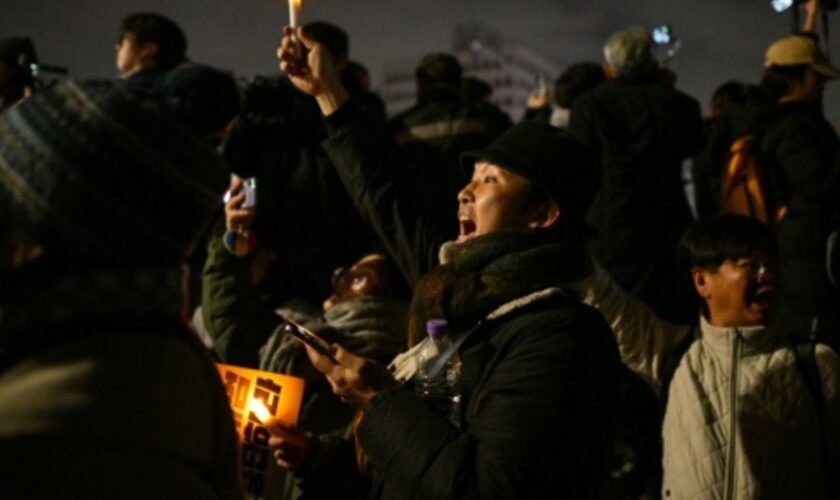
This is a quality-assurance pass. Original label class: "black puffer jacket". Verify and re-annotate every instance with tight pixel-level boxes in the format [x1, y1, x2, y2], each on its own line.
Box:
[360, 296, 619, 500]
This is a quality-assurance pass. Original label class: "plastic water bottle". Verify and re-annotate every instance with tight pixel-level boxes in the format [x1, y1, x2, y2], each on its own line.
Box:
[415, 319, 462, 426]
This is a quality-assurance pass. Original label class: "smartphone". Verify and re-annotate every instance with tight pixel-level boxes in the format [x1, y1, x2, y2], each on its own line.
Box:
[222, 176, 257, 208]
[241, 177, 257, 208]
[282, 318, 339, 363]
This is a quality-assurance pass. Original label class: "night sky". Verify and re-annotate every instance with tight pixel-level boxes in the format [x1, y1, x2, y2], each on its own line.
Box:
[2, 0, 839, 125]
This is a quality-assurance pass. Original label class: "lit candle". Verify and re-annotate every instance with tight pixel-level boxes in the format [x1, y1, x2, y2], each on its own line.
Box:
[251, 398, 273, 425]
[288, 0, 302, 30]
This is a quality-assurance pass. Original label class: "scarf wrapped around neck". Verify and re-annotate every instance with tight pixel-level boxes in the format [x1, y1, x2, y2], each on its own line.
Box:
[407, 229, 591, 345]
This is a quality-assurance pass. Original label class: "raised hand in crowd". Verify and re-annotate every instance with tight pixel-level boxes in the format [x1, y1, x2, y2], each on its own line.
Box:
[277, 25, 347, 114]
[525, 78, 550, 110]
[224, 175, 255, 232]
[803, 0, 820, 32]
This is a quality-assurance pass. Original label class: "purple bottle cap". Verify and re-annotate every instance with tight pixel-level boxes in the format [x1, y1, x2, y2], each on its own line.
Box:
[426, 319, 448, 338]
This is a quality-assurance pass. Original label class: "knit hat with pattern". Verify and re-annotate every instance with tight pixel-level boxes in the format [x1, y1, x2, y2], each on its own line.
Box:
[0, 79, 228, 266]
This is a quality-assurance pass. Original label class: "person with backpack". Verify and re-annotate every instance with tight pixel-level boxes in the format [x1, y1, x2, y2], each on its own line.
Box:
[582, 214, 840, 500]
[757, 33, 840, 351]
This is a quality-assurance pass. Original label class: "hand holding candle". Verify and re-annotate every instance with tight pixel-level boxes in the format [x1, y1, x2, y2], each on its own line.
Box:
[216, 364, 305, 495]
[252, 399, 312, 470]
[277, 26, 349, 115]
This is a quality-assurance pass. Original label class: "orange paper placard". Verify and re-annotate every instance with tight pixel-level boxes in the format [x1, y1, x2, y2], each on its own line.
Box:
[216, 363, 305, 497]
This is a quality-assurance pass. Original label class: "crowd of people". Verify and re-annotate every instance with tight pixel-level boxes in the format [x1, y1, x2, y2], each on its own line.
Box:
[0, 2, 839, 499]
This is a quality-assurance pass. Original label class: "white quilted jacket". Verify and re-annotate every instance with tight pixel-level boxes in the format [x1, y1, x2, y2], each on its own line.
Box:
[584, 265, 840, 500]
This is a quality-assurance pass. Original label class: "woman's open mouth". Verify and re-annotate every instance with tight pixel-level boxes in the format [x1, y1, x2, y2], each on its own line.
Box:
[457, 218, 477, 243]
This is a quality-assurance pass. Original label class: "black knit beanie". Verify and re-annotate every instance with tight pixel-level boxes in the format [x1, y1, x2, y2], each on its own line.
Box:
[461, 121, 599, 232]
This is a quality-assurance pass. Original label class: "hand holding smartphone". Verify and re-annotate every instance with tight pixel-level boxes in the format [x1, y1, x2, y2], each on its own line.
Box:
[282, 318, 339, 364]
[223, 176, 257, 209]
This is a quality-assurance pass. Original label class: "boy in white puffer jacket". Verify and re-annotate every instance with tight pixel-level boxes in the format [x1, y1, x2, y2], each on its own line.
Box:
[584, 214, 840, 500]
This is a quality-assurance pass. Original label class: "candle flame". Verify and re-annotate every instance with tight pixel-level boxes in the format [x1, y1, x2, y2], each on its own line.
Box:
[291, 0, 302, 8]
[251, 398, 273, 424]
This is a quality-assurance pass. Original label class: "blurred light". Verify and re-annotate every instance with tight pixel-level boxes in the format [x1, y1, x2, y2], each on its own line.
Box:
[251, 399, 272, 424]
[771, 0, 795, 13]
[652, 24, 672, 45]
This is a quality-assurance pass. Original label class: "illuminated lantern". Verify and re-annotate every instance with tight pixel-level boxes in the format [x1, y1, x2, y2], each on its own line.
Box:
[216, 363, 305, 497]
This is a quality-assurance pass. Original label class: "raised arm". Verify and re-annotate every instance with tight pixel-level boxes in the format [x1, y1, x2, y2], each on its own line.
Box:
[277, 26, 445, 284]
[803, 0, 820, 33]
[201, 177, 280, 366]
[582, 260, 691, 393]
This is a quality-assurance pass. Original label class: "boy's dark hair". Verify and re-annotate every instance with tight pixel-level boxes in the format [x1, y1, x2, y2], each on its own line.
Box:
[119, 13, 187, 70]
[554, 62, 605, 108]
[302, 21, 348, 60]
[678, 214, 777, 271]
[760, 63, 808, 102]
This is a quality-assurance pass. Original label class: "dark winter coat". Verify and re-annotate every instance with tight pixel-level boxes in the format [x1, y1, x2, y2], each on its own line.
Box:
[0, 266, 242, 500]
[760, 100, 840, 342]
[361, 292, 619, 500]
[568, 76, 703, 321]
[320, 103, 621, 499]
[202, 234, 293, 367]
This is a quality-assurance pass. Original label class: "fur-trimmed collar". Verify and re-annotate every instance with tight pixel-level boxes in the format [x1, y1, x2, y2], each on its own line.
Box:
[408, 229, 589, 344]
[486, 287, 569, 321]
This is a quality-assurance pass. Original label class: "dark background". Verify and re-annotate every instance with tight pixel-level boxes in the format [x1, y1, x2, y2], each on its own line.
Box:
[2, 0, 838, 125]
